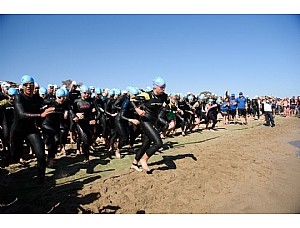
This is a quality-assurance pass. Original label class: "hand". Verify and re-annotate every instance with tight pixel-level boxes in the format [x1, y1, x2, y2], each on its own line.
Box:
[64, 111, 68, 119]
[76, 113, 84, 119]
[41, 107, 55, 117]
[73, 117, 79, 122]
[89, 120, 96, 125]
[130, 119, 140, 125]
[136, 108, 145, 117]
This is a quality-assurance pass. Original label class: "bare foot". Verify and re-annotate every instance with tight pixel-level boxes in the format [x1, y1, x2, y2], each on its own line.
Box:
[130, 163, 142, 172]
[140, 158, 150, 172]
[115, 151, 121, 159]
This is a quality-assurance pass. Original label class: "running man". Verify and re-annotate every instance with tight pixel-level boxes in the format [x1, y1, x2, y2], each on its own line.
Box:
[131, 76, 169, 173]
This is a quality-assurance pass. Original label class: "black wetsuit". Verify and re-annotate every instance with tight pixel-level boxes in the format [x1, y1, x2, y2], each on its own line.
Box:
[133, 90, 169, 161]
[177, 100, 192, 134]
[41, 100, 70, 159]
[94, 95, 106, 138]
[68, 89, 81, 139]
[71, 97, 99, 159]
[157, 106, 169, 133]
[117, 97, 142, 149]
[207, 104, 219, 129]
[114, 95, 130, 150]
[10, 93, 46, 181]
[104, 96, 118, 148]
[0, 98, 14, 166]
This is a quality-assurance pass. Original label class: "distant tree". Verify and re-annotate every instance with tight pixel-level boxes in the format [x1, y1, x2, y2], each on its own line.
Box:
[62, 79, 73, 88]
[199, 91, 213, 97]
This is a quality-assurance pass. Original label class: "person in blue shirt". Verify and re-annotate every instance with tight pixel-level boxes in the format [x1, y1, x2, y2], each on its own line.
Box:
[236, 92, 248, 125]
[229, 94, 237, 124]
[220, 97, 230, 125]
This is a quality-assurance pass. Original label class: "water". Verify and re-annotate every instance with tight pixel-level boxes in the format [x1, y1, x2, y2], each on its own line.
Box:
[289, 141, 300, 158]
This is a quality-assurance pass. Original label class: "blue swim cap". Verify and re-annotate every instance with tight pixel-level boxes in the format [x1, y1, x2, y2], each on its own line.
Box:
[152, 76, 166, 87]
[109, 89, 115, 96]
[39, 87, 47, 95]
[216, 99, 222, 104]
[8, 88, 19, 95]
[21, 75, 34, 85]
[114, 89, 121, 96]
[129, 87, 139, 95]
[62, 88, 69, 96]
[80, 85, 90, 93]
[56, 88, 66, 97]
[231, 94, 235, 97]
[188, 95, 194, 100]
[95, 87, 102, 95]
[126, 85, 133, 92]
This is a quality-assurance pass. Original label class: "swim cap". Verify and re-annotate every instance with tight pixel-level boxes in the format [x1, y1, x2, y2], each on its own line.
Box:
[39, 87, 47, 95]
[80, 85, 90, 93]
[126, 85, 133, 92]
[129, 87, 139, 95]
[95, 87, 102, 95]
[152, 76, 166, 87]
[56, 88, 66, 97]
[71, 81, 77, 85]
[109, 89, 115, 96]
[8, 88, 19, 95]
[21, 75, 34, 85]
[114, 89, 121, 96]
[188, 95, 194, 101]
[62, 88, 69, 96]
[1, 82, 10, 88]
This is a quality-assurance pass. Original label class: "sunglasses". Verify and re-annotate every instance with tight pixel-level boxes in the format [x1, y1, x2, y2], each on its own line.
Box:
[23, 83, 34, 87]
[57, 96, 65, 99]
[83, 92, 90, 95]
[157, 85, 166, 89]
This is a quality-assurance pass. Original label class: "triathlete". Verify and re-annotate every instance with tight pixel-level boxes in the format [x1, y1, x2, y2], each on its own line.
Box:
[131, 76, 169, 173]
[70, 85, 100, 163]
[10, 75, 54, 184]
[41, 89, 70, 167]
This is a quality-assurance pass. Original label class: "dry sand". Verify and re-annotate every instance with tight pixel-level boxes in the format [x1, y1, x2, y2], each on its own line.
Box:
[1, 115, 300, 214]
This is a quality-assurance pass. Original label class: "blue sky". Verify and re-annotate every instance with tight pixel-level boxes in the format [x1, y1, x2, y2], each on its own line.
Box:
[0, 14, 299, 98]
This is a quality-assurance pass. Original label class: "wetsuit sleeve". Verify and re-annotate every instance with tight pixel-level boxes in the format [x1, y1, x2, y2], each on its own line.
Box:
[113, 96, 125, 110]
[69, 99, 78, 119]
[104, 99, 113, 116]
[14, 94, 41, 119]
[91, 99, 101, 120]
[120, 99, 131, 122]
[164, 95, 170, 105]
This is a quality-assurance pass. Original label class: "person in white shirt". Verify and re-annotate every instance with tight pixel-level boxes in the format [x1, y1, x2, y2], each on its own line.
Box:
[263, 96, 275, 127]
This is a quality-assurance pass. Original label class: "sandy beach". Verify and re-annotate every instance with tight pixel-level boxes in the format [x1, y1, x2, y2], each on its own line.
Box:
[1, 115, 300, 213]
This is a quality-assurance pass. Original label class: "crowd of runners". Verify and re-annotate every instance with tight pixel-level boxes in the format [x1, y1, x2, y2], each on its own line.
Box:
[0, 75, 299, 184]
